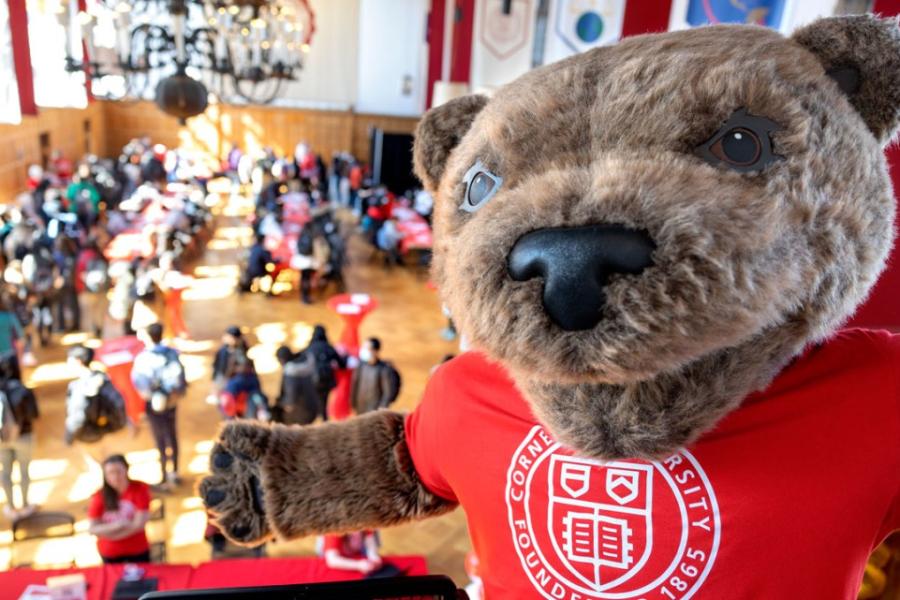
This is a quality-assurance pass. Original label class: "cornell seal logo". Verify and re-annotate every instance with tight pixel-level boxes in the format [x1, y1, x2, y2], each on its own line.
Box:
[506, 426, 720, 600]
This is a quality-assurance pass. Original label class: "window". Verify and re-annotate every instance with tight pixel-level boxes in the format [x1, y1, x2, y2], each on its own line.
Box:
[27, 0, 88, 108]
[0, 0, 22, 124]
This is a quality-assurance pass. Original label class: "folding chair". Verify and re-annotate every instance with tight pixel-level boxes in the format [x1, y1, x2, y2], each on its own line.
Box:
[10, 511, 76, 568]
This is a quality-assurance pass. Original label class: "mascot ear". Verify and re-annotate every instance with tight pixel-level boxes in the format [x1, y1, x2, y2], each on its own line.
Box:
[413, 94, 489, 191]
[792, 15, 900, 144]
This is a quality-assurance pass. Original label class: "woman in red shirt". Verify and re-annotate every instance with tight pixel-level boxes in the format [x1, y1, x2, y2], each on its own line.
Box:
[87, 455, 151, 563]
[320, 531, 382, 574]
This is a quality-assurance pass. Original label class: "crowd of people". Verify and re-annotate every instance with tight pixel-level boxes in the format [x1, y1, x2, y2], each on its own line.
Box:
[232, 141, 435, 303]
[0, 137, 429, 574]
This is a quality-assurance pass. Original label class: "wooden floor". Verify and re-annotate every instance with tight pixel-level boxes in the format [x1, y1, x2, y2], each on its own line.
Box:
[0, 192, 472, 584]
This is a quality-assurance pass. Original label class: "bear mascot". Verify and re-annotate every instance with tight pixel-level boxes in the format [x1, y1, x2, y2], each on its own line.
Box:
[200, 15, 900, 599]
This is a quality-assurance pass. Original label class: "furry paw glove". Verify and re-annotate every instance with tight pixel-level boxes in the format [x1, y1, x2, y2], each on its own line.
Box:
[199, 411, 456, 546]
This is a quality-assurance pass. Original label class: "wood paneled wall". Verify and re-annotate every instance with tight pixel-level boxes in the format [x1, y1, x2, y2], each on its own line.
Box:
[0, 101, 419, 202]
[0, 103, 106, 202]
[102, 101, 419, 167]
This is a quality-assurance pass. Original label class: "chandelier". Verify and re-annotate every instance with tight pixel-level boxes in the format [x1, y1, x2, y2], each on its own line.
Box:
[50, 0, 315, 121]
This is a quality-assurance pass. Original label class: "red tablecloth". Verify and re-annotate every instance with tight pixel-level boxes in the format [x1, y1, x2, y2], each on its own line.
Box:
[188, 556, 427, 589]
[95, 336, 146, 422]
[393, 207, 433, 254]
[0, 563, 192, 600]
[325, 293, 378, 354]
[0, 556, 428, 599]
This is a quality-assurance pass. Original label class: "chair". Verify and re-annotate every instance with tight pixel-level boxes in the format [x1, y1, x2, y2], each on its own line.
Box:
[147, 497, 167, 563]
[10, 511, 76, 568]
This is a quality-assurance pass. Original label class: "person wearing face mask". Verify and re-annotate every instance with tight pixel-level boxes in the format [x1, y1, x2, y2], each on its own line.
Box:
[349, 338, 401, 415]
[87, 455, 151, 563]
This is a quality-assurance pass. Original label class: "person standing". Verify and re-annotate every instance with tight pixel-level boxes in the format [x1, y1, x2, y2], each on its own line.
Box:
[131, 323, 186, 487]
[273, 346, 319, 425]
[64, 345, 127, 445]
[0, 371, 38, 520]
[87, 455, 151, 563]
[75, 238, 110, 339]
[294, 224, 317, 305]
[349, 338, 401, 415]
[0, 295, 24, 381]
[53, 235, 81, 333]
[304, 325, 345, 421]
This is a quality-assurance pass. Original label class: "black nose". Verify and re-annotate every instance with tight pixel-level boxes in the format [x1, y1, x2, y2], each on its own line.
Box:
[508, 225, 655, 331]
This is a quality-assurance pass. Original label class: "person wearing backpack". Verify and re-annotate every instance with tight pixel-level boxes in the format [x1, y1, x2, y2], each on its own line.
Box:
[0, 369, 38, 520]
[0, 294, 25, 381]
[75, 238, 110, 339]
[131, 323, 186, 487]
[65, 345, 128, 446]
[273, 346, 319, 426]
[350, 337, 401, 415]
[218, 335, 269, 421]
[303, 325, 345, 421]
[294, 223, 317, 305]
[53, 234, 81, 333]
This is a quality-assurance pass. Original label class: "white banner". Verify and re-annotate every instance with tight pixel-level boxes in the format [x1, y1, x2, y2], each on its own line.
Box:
[544, 0, 626, 65]
[470, 0, 538, 93]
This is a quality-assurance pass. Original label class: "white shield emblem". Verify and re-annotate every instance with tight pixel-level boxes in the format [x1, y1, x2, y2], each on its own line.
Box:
[607, 468, 640, 505]
[548, 455, 654, 591]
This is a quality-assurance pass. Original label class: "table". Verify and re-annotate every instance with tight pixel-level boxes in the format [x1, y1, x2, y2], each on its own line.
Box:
[325, 293, 378, 354]
[392, 207, 433, 255]
[0, 556, 428, 599]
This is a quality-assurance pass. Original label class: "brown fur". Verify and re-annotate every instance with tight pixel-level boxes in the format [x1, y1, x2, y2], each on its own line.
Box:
[413, 94, 490, 190]
[416, 17, 899, 459]
[200, 413, 455, 545]
[793, 14, 900, 144]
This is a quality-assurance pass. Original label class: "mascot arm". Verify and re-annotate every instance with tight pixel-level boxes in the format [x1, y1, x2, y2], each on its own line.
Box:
[199, 411, 456, 546]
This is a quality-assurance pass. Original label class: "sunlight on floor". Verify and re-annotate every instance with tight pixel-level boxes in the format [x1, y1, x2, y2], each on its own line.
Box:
[182, 277, 237, 302]
[67, 470, 102, 504]
[28, 361, 78, 385]
[28, 459, 70, 482]
[124, 449, 167, 486]
[169, 510, 206, 548]
[213, 226, 251, 241]
[253, 322, 288, 346]
[186, 454, 210, 476]
[193, 264, 240, 278]
[179, 353, 210, 384]
[59, 333, 91, 346]
[207, 239, 240, 251]
[290, 322, 315, 349]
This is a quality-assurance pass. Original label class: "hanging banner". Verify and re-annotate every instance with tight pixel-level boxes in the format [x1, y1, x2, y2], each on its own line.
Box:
[470, 0, 537, 92]
[684, 0, 787, 28]
[543, 0, 626, 65]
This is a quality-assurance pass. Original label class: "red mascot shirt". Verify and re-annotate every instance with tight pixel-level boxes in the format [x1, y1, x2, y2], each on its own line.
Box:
[406, 329, 900, 600]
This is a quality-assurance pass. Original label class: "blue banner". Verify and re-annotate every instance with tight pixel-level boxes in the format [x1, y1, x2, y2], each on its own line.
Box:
[686, 0, 786, 29]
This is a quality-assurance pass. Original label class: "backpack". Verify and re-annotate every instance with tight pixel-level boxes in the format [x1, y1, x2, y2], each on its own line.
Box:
[379, 361, 402, 407]
[83, 258, 110, 293]
[22, 251, 56, 295]
[153, 347, 188, 400]
[296, 229, 314, 256]
[70, 373, 127, 443]
[0, 391, 20, 443]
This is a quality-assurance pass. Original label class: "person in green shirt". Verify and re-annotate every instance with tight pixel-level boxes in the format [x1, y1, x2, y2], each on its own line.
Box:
[0, 295, 24, 380]
[66, 164, 101, 229]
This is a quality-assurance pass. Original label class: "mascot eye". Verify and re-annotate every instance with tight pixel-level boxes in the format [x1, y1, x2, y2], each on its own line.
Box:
[461, 160, 502, 213]
[695, 109, 782, 173]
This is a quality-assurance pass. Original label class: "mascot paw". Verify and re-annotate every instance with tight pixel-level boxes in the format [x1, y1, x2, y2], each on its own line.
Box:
[199, 421, 273, 546]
